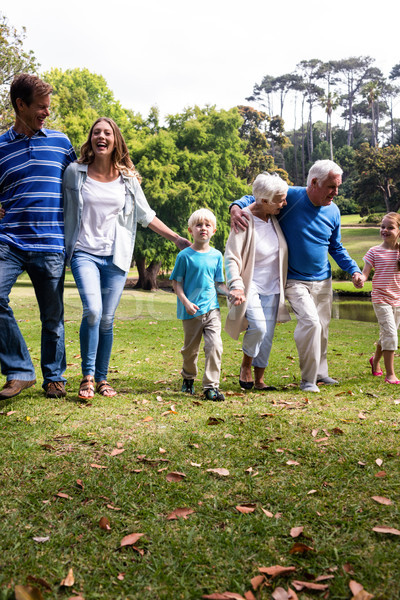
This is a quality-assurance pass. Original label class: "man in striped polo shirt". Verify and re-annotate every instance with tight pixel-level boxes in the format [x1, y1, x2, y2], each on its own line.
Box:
[0, 74, 76, 399]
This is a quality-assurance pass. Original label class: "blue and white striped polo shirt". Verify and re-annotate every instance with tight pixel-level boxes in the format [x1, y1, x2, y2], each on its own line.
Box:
[0, 127, 76, 252]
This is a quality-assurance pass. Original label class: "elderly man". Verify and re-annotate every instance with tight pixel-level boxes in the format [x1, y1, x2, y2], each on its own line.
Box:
[0, 74, 76, 399]
[230, 160, 363, 393]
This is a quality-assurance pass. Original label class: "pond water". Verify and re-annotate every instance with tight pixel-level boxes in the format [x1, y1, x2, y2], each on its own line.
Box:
[331, 296, 376, 323]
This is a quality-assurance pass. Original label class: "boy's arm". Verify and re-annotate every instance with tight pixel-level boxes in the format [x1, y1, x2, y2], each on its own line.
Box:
[172, 280, 199, 316]
[215, 282, 246, 305]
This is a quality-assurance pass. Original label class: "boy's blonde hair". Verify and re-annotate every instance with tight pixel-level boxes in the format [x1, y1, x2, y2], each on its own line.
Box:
[188, 208, 216, 230]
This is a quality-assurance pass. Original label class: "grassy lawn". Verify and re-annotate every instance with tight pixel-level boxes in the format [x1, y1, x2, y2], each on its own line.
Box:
[1, 283, 399, 600]
[340, 214, 363, 226]
[330, 227, 379, 270]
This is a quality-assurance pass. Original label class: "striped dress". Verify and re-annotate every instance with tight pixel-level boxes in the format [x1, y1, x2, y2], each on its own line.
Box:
[0, 127, 76, 252]
[364, 245, 400, 306]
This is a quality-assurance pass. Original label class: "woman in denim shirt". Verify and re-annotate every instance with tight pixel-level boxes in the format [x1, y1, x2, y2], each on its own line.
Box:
[63, 117, 189, 399]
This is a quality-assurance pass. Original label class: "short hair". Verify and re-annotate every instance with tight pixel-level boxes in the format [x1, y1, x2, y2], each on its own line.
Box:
[307, 160, 343, 187]
[252, 173, 288, 204]
[188, 208, 216, 230]
[10, 73, 53, 113]
[78, 117, 140, 178]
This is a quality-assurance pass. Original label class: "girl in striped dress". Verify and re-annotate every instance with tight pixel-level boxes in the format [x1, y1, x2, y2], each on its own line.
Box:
[361, 212, 400, 384]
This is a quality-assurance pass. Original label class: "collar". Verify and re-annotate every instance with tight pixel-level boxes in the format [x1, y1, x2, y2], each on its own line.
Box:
[9, 126, 48, 141]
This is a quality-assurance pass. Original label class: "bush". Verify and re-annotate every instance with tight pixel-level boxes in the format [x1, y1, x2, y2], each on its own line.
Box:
[335, 195, 360, 215]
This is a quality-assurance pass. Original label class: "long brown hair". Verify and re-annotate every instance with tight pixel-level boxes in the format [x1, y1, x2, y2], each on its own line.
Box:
[78, 117, 141, 179]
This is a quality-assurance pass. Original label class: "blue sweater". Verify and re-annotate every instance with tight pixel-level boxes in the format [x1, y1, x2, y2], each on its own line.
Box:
[233, 188, 360, 281]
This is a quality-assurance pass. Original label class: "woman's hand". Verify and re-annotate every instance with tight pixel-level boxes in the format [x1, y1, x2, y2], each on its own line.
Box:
[229, 289, 246, 305]
[0, 206, 5, 219]
[175, 236, 191, 250]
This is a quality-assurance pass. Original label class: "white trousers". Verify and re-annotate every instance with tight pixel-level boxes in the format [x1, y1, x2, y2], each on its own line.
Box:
[373, 303, 400, 351]
[285, 278, 332, 384]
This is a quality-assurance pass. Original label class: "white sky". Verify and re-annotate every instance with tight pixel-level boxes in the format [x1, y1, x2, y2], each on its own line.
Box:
[2, 0, 400, 126]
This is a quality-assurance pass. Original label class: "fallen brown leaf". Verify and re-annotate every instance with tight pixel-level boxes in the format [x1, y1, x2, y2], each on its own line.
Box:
[60, 568, 74, 587]
[142, 416, 153, 422]
[271, 588, 289, 600]
[236, 504, 256, 514]
[76, 479, 84, 489]
[289, 542, 314, 554]
[244, 591, 257, 600]
[258, 565, 296, 578]
[15, 586, 44, 600]
[120, 532, 145, 547]
[372, 525, 400, 535]
[67, 597, 85, 600]
[352, 590, 374, 600]
[343, 563, 354, 574]
[290, 526, 303, 538]
[166, 471, 186, 482]
[166, 507, 194, 520]
[117, 573, 125, 581]
[99, 517, 111, 530]
[261, 507, 274, 518]
[375, 471, 386, 478]
[207, 468, 230, 477]
[32, 536, 49, 543]
[291, 580, 328, 591]
[331, 427, 344, 435]
[90, 463, 107, 469]
[287, 588, 299, 600]
[26, 576, 51, 591]
[250, 575, 265, 590]
[286, 460, 300, 466]
[202, 594, 246, 600]
[206, 417, 225, 425]
[349, 581, 364, 595]
[110, 448, 125, 456]
[371, 496, 392, 505]
[375, 458, 383, 466]
[56, 492, 71, 500]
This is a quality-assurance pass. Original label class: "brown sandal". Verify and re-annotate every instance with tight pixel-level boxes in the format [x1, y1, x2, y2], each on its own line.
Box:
[96, 380, 117, 397]
[78, 375, 94, 399]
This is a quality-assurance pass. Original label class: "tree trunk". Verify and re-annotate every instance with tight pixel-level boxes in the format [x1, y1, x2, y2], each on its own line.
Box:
[134, 257, 162, 291]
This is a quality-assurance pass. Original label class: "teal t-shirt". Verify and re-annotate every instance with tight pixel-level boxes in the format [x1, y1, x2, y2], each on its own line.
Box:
[170, 246, 224, 320]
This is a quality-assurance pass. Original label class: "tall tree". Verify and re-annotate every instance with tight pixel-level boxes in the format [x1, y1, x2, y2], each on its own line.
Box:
[296, 60, 324, 159]
[354, 143, 400, 212]
[0, 13, 38, 130]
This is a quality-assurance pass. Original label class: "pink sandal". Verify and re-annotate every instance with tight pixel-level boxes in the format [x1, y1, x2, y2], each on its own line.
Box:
[369, 356, 383, 376]
[385, 378, 400, 384]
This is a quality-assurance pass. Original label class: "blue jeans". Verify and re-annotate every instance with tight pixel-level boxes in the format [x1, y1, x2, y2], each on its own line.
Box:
[71, 251, 128, 381]
[0, 242, 66, 387]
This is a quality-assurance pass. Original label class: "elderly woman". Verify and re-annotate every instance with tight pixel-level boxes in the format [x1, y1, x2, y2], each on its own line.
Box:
[225, 173, 290, 390]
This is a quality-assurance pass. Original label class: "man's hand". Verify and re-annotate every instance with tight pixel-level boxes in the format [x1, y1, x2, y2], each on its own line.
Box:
[228, 289, 246, 305]
[175, 236, 191, 250]
[230, 205, 250, 233]
[184, 301, 199, 316]
[352, 272, 364, 289]
[0, 206, 4, 219]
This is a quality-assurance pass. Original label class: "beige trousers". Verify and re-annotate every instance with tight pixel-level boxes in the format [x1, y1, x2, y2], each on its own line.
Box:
[181, 309, 223, 389]
[285, 278, 332, 384]
[373, 303, 400, 351]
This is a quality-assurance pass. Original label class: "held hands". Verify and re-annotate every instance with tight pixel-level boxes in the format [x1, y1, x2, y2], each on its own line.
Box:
[230, 205, 250, 233]
[228, 289, 246, 305]
[0, 206, 4, 219]
[352, 272, 364, 289]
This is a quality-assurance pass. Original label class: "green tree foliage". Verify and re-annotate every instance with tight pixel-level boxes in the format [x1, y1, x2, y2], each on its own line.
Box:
[130, 106, 251, 289]
[354, 143, 400, 213]
[0, 13, 38, 130]
[43, 67, 141, 151]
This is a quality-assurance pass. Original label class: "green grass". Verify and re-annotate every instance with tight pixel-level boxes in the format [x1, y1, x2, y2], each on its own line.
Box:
[341, 214, 363, 226]
[1, 283, 400, 600]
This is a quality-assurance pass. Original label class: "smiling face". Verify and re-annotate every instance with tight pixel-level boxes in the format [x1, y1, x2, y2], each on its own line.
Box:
[90, 119, 116, 158]
[15, 93, 51, 136]
[380, 216, 400, 248]
[261, 193, 287, 215]
[308, 172, 342, 207]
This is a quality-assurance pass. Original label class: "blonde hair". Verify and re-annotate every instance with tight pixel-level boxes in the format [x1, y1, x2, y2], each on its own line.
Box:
[78, 117, 141, 179]
[188, 208, 216, 230]
[382, 212, 400, 270]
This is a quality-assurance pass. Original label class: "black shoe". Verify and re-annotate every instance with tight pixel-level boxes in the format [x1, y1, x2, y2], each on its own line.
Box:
[254, 385, 277, 391]
[204, 388, 225, 401]
[239, 379, 254, 390]
[181, 379, 195, 394]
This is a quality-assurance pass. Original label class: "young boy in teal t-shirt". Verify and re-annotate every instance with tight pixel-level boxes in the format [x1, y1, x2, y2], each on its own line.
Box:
[170, 209, 243, 400]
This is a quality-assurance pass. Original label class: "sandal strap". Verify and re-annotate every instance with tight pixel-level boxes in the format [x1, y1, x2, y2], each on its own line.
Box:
[79, 376, 94, 393]
[96, 381, 116, 396]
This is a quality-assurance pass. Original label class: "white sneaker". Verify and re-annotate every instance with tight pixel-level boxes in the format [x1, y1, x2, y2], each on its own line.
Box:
[300, 380, 319, 393]
[317, 376, 338, 385]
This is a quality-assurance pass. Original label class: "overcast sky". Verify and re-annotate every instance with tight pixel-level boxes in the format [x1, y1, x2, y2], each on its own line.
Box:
[2, 0, 400, 125]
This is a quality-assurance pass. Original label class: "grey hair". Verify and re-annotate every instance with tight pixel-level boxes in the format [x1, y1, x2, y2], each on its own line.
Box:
[306, 160, 343, 187]
[252, 173, 288, 204]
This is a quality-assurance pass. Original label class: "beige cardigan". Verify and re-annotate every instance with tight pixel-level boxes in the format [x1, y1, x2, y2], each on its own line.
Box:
[224, 207, 290, 340]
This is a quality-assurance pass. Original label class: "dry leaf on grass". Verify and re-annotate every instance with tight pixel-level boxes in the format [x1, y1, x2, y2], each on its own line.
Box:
[375, 458, 383, 466]
[372, 525, 400, 535]
[250, 575, 265, 590]
[110, 448, 125, 457]
[142, 416, 153, 422]
[202, 593, 246, 599]
[349, 581, 364, 595]
[258, 565, 296, 578]
[290, 526, 303, 538]
[90, 463, 107, 469]
[60, 568, 74, 587]
[236, 504, 256, 514]
[166, 471, 186, 482]
[26, 577, 51, 591]
[261, 507, 274, 517]
[375, 471, 386, 478]
[117, 573, 125, 581]
[207, 468, 230, 477]
[33, 536, 49, 543]
[291, 580, 328, 591]
[371, 496, 392, 505]
[207, 417, 225, 425]
[15, 585, 44, 600]
[307, 489, 317, 495]
[289, 542, 314, 554]
[352, 590, 374, 600]
[99, 517, 111, 530]
[288, 588, 299, 600]
[67, 597, 85, 600]
[76, 479, 84, 489]
[271, 588, 289, 600]
[166, 507, 194, 520]
[120, 532, 145, 547]
[55, 492, 72, 500]
[244, 591, 257, 600]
